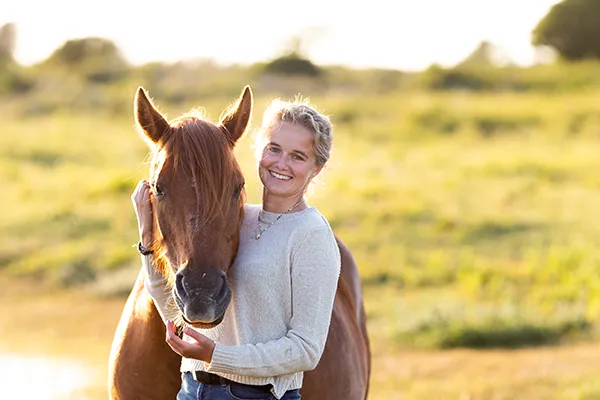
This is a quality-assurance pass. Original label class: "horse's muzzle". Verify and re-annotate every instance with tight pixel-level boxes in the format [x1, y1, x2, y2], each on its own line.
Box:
[173, 268, 231, 327]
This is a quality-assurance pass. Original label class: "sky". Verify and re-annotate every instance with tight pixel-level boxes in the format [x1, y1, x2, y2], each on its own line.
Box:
[1, 0, 562, 71]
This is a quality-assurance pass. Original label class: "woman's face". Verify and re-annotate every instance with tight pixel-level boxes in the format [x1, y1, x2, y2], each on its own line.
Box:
[259, 121, 322, 201]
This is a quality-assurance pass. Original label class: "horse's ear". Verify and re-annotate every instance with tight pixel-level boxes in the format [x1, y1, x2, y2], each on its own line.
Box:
[219, 86, 253, 146]
[134, 86, 170, 145]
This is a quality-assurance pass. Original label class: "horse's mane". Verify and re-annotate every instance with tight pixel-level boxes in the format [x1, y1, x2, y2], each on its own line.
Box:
[150, 110, 244, 286]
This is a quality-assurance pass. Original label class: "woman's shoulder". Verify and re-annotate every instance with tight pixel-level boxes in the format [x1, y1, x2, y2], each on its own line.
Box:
[243, 203, 261, 213]
[293, 207, 335, 236]
[291, 208, 340, 259]
[241, 203, 261, 226]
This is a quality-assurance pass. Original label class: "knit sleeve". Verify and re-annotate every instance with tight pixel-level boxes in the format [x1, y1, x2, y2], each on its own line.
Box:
[205, 226, 341, 376]
[141, 255, 180, 322]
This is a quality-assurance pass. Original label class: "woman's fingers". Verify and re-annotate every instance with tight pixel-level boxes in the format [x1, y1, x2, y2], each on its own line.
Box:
[165, 321, 183, 348]
[132, 181, 151, 212]
[165, 320, 178, 342]
[166, 320, 177, 334]
[132, 180, 150, 202]
[183, 326, 207, 343]
[165, 322, 194, 357]
[131, 180, 154, 243]
[164, 321, 212, 361]
[131, 180, 147, 198]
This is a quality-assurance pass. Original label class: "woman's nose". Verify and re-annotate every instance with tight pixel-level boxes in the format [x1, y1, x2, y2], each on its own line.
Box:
[276, 154, 287, 169]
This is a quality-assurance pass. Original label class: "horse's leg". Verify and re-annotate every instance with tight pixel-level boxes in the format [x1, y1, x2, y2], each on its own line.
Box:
[108, 269, 182, 400]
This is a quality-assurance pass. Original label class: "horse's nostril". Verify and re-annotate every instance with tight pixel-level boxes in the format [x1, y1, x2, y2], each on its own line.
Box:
[217, 272, 229, 300]
[175, 273, 188, 301]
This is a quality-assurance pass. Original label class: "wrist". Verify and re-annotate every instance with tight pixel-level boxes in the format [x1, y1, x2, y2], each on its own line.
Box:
[204, 340, 215, 363]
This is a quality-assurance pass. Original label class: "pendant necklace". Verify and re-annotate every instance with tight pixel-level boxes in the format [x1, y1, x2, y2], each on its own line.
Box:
[255, 199, 304, 240]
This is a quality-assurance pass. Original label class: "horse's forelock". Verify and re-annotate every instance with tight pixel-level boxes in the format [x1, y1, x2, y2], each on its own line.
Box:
[168, 117, 239, 218]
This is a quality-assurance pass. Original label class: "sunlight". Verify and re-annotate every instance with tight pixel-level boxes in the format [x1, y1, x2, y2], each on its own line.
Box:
[0, 353, 93, 400]
[0, 0, 562, 70]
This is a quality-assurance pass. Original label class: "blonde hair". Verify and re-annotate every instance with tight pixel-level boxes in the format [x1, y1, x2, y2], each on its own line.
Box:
[253, 96, 333, 167]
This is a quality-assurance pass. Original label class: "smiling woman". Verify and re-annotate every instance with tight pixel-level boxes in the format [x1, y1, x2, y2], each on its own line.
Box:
[255, 98, 331, 212]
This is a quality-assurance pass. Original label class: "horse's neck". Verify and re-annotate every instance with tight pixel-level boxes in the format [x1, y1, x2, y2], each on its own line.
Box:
[335, 237, 365, 323]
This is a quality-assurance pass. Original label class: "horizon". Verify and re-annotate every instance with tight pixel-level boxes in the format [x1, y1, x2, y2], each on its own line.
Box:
[2, 0, 562, 71]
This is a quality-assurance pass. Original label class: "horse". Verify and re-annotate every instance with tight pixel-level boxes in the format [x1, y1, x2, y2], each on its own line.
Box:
[108, 86, 371, 399]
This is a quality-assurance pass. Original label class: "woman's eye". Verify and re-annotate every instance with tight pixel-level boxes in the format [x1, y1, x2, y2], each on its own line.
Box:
[268, 147, 280, 153]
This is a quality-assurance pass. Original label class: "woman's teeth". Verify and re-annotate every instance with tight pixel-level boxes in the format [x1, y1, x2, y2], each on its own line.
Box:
[270, 171, 291, 180]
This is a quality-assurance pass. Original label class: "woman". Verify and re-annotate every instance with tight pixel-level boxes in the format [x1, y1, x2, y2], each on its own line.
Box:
[132, 97, 340, 400]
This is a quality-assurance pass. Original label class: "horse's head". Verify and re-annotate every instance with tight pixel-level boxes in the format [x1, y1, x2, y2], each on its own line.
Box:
[135, 86, 252, 328]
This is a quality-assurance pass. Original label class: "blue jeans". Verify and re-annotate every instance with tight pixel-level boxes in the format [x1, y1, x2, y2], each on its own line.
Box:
[177, 372, 302, 400]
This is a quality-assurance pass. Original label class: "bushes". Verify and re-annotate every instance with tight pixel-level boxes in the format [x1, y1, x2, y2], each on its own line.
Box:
[418, 61, 600, 92]
[261, 53, 321, 77]
[397, 310, 591, 349]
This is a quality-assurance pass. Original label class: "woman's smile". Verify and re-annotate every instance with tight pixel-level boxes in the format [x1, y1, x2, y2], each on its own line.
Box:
[269, 170, 293, 181]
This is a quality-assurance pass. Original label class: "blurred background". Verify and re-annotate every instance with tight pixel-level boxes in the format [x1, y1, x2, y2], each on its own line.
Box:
[2, 0, 600, 398]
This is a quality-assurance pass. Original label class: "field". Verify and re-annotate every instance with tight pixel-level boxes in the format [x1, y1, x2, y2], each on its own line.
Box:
[3, 84, 600, 399]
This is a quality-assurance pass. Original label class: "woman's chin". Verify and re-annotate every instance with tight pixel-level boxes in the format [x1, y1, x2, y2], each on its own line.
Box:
[263, 181, 297, 196]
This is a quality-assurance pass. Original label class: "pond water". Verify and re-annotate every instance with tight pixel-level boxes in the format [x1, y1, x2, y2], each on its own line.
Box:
[0, 353, 93, 400]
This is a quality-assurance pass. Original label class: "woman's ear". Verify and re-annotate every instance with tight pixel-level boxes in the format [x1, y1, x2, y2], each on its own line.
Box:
[311, 165, 323, 178]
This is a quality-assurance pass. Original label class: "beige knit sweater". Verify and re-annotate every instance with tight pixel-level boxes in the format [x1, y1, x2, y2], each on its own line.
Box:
[142, 204, 340, 399]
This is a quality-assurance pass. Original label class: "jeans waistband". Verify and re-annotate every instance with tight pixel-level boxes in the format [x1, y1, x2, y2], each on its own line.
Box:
[191, 371, 272, 392]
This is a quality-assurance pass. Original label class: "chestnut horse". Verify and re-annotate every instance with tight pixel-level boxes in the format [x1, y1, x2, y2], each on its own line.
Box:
[108, 86, 370, 399]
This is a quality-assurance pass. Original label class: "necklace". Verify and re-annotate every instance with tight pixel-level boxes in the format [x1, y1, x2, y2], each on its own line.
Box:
[255, 199, 304, 240]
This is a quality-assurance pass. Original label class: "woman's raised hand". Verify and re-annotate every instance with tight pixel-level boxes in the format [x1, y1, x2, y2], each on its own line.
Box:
[131, 180, 153, 248]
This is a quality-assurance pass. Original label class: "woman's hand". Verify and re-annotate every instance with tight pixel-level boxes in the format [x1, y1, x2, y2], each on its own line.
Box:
[165, 320, 215, 363]
[131, 180, 153, 248]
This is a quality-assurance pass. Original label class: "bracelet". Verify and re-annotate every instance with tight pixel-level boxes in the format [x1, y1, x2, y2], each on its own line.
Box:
[137, 241, 154, 256]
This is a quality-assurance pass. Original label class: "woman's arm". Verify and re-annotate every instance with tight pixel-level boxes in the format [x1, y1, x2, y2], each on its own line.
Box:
[141, 254, 180, 322]
[203, 226, 340, 376]
[132, 180, 179, 322]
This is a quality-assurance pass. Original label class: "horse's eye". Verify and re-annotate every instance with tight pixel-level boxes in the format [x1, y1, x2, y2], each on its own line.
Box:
[153, 183, 165, 200]
[233, 182, 244, 199]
